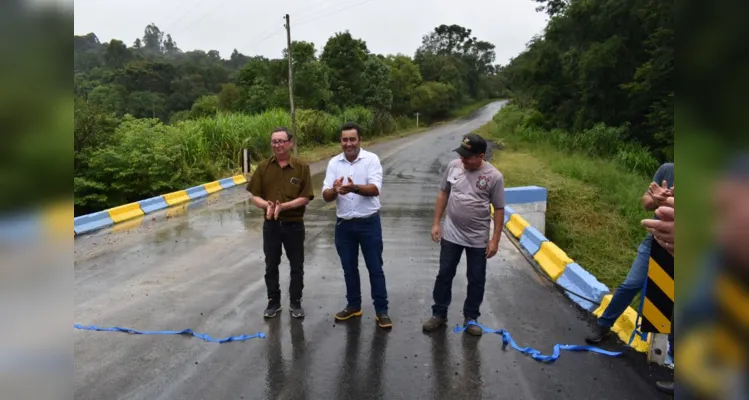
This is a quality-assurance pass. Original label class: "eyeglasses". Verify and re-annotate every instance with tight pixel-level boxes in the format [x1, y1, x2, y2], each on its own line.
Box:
[271, 139, 290, 146]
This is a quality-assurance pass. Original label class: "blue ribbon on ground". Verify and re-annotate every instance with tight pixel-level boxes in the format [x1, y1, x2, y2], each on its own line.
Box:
[454, 321, 623, 363]
[74, 324, 266, 343]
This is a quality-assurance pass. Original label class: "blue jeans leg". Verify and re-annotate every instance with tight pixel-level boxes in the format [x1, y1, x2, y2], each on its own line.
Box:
[432, 239, 463, 318]
[463, 246, 487, 320]
[598, 236, 652, 328]
[335, 218, 361, 310]
[358, 214, 388, 314]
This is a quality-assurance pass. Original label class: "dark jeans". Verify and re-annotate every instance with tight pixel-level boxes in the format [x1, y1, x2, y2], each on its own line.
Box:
[263, 220, 305, 304]
[431, 239, 487, 320]
[335, 212, 389, 314]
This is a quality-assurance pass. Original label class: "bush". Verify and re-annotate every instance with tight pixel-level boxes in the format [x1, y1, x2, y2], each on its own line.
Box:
[296, 109, 339, 145]
[491, 106, 661, 176]
[340, 106, 374, 135]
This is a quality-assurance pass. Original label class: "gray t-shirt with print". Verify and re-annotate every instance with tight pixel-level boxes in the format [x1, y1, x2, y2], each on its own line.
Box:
[440, 159, 506, 248]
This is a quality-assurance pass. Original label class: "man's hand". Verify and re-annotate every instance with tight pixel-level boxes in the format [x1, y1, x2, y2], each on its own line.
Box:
[486, 240, 499, 259]
[265, 200, 275, 219]
[642, 196, 674, 255]
[431, 223, 441, 243]
[337, 177, 356, 194]
[273, 200, 284, 220]
[647, 180, 673, 207]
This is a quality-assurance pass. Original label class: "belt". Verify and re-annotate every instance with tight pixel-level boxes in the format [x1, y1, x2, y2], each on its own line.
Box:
[264, 219, 304, 226]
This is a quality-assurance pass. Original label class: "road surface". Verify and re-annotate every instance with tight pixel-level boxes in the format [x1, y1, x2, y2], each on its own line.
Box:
[74, 101, 670, 399]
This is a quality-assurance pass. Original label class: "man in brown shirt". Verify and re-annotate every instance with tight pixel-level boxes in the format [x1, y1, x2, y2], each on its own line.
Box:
[246, 127, 314, 319]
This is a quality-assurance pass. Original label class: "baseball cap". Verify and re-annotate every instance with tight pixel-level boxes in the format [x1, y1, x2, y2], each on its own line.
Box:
[454, 133, 487, 158]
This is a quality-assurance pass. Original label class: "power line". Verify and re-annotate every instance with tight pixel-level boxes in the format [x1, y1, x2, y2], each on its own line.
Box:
[294, 0, 377, 29]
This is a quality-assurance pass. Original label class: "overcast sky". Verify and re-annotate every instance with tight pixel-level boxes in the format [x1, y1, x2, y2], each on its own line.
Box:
[73, 0, 548, 65]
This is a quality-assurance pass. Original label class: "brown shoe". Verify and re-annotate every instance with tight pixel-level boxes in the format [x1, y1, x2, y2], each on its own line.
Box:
[464, 318, 483, 336]
[334, 307, 363, 321]
[422, 316, 447, 332]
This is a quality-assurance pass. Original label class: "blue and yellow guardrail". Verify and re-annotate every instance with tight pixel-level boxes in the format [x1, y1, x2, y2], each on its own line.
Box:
[492, 186, 649, 353]
[73, 174, 248, 236]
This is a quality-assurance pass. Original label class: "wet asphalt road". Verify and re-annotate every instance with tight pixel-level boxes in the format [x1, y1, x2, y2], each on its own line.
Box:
[74, 101, 669, 399]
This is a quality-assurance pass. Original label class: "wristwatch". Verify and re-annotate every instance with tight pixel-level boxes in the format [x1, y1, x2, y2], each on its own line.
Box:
[353, 185, 360, 193]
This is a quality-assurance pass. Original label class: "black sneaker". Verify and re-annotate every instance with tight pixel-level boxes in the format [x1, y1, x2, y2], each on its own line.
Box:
[422, 315, 447, 332]
[290, 302, 305, 318]
[376, 313, 393, 329]
[264, 300, 282, 318]
[463, 318, 483, 336]
[334, 307, 362, 321]
[584, 325, 611, 344]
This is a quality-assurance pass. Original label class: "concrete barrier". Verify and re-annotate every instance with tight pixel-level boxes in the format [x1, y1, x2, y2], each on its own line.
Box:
[138, 196, 169, 214]
[505, 186, 547, 234]
[73, 173, 249, 236]
[74, 211, 114, 235]
[501, 185, 648, 353]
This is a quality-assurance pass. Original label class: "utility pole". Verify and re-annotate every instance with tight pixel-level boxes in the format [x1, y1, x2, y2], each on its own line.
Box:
[284, 14, 297, 155]
[415, 112, 420, 128]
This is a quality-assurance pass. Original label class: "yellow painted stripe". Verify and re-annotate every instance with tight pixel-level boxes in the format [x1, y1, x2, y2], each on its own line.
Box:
[108, 202, 144, 223]
[642, 297, 672, 333]
[593, 294, 650, 352]
[232, 174, 247, 185]
[163, 190, 190, 206]
[532, 241, 571, 281]
[716, 274, 749, 330]
[203, 181, 222, 194]
[506, 214, 529, 238]
[647, 258, 674, 301]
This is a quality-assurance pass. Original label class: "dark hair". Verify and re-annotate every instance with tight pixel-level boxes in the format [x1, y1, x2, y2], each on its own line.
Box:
[340, 122, 361, 137]
[271, 126, 293, 141]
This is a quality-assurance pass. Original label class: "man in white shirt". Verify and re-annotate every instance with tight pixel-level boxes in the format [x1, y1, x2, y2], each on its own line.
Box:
[321, 122, 393, 329]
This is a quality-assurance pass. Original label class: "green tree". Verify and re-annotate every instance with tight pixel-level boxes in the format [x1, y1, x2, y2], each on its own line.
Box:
[321, 31, 369, 108]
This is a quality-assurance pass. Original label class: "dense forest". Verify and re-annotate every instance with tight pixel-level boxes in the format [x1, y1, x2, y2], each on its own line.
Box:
[74, 23, 506, 216]
[501, 0, 674, 162]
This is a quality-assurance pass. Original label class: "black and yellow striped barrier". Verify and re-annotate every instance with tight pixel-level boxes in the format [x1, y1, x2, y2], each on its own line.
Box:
[641, 239, 674, 333]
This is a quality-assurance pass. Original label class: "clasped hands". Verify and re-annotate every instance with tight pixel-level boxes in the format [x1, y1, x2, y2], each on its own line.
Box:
[332, 176, 357, 195]
[642, 181, 675, 255]
[265, 200, 286, 220]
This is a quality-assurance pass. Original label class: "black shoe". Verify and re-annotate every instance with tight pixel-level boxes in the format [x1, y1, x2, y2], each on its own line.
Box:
[376, 313, 393, 329]
[290, 302, 305, 318]
[584, 325, 611, 344]
[334, 307, 363, 321]
[264, 300, 282, 318]
[655, 380, 674, 394]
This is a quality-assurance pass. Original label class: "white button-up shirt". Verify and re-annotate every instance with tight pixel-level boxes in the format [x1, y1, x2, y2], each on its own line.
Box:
[322, 148, 382, 219]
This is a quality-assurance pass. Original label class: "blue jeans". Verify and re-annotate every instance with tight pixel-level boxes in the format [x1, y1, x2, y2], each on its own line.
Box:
[599, 235, 674, 357]
[431, 239, 487, 320]
[335, 212, 389, 314]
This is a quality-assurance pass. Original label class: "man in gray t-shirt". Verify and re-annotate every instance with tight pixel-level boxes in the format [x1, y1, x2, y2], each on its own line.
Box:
[422, 133, 506, 336]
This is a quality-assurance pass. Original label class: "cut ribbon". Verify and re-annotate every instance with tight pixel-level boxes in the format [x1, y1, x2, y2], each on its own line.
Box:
[454, 321, 623, 363]
[74, 324, 266, 343]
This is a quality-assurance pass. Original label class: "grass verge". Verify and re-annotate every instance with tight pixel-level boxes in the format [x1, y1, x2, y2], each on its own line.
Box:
[476, 118, 654, 290]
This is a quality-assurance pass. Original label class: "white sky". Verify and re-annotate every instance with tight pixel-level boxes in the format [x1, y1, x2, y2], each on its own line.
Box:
[73, 0, 548, 65]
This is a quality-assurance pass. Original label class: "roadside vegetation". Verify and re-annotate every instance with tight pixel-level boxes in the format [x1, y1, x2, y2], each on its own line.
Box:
[480, 105, 656, 289]
[74, 23, 507, 216]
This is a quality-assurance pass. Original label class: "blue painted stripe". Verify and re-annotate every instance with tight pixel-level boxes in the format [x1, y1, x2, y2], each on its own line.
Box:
[138, 196, 169, 214]
[557, 263, 610, 312]
[505, 186, 547, 205]
[519, 225, 547, 256]
[74, 210, 114, 235]
[503, 205, 515, 225]
[185, 185, 208, 200]
[219, 178, 237, 189]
